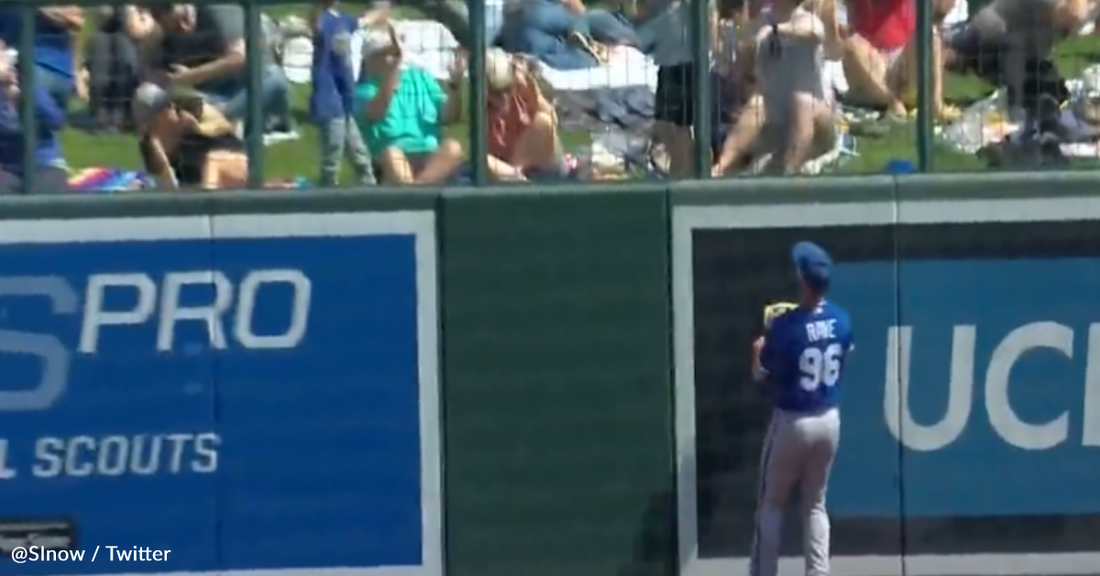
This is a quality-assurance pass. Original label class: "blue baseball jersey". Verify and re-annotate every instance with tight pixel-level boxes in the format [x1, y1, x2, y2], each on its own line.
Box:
[758, 301, 854, 413]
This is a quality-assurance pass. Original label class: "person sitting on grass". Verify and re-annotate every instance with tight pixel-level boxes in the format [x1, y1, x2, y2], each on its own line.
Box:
[355, 23, 465, 185]
[0, 6, 84, 113]
[143, 4, 293, 135]
[949, 0, 1097, 116]
[711, 0, 842, 176]
[0, 43, 68, 193]
[484, 48, 566, 180]
[831, 0, 958, 121]
[82, 5, 157, 132]
[134, 82, 247, 190]
[646, 0, 720, 177]
[707, 0, 757, 168]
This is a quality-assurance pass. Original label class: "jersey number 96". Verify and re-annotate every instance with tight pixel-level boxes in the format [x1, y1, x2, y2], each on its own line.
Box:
[799, 343, 842, 391]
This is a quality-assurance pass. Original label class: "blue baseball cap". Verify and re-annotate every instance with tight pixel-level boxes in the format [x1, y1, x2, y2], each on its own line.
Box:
[791, 241, 832, 292]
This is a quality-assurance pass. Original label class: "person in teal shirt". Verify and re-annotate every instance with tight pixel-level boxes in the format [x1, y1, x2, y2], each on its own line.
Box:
[355, 24, 464, 184]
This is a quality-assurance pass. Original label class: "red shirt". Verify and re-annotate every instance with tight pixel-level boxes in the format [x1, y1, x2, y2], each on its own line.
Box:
[849, 0, 914, 52]
[487, 82, 538, 160]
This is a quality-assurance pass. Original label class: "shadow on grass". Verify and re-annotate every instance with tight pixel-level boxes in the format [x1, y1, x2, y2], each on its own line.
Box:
[291, 108, 313, 128]
[945, 90, 993, 109]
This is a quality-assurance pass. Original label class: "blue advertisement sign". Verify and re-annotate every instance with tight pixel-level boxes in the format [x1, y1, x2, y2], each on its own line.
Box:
[676, 208, 1100, 576]
[831, 258, 1100, 518]
[0, 213, 442, 576]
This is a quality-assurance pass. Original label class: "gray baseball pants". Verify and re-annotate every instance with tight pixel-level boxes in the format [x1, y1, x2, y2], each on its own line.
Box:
[750, 406, 841, 576]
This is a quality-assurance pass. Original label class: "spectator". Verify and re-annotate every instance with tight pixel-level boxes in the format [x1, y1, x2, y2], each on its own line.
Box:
[836, 0, 955, 119]
[398, 0, 474, 47]
[710, 0, 753, 162]
[561, 0, 641, 46]
[135, 82, 247, 190]
[310, 0, 385, 186]
[484, 48, 565, 180]
[259, 11, 298, 136]
[951, 0, 1094, 115]
[0, 6, 83, 112]
[144, 4, 292, 133]
[497, 1, 601, 70]
[711, 0, 841, 175]
[0, 43, 68, 193]
[646, 0, 718, 176]
[496, 0, 640, 66]
[84, 5, 156, 131]
[356, 25, 464, 184]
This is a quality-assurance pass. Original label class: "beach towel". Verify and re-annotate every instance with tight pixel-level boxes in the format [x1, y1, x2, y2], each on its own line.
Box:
[68, 167, 154, 192]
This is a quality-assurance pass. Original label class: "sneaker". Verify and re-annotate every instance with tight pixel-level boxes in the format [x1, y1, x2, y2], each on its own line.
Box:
[263, 129, 300, 145]
[262, 118, 299, 144]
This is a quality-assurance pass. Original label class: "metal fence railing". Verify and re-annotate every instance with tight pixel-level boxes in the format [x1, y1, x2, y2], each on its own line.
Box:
[2, 0, 1095, 193]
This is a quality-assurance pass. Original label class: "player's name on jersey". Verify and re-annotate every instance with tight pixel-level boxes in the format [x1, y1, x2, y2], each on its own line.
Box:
[0, 433, 219, 479]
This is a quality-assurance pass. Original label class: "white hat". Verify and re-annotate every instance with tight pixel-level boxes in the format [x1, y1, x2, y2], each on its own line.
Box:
[132, 83, 171, 127]
[361, 26, 396, 58]
[1077, 64, 1100, 128]
[485, 47, 514, 90]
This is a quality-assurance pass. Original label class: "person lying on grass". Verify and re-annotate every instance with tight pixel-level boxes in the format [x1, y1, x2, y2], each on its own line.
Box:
[355, 23, 465, 185]
[134, 82, 247, 190]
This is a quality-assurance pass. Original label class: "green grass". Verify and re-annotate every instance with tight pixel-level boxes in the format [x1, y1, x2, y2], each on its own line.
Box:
[65, 3, 414, 183]
[838, 34, 1100, 173]
[66, 3, 590, 183]
[59, 9, 1100, 179]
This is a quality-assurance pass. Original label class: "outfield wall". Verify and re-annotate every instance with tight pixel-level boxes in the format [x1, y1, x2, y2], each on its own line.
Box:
[0, 175, 1095, 576]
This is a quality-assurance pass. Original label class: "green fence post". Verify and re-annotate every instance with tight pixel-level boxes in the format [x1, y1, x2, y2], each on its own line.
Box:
[915, 0, 933, 172]
[18, 6, 36, 194]
[691, 0, 711, 178]
[245, 0, 265, 188]
[467, 0, 488, 185]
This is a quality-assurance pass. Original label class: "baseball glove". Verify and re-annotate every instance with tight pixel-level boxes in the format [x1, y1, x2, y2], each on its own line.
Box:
[762, 301, 798, 329]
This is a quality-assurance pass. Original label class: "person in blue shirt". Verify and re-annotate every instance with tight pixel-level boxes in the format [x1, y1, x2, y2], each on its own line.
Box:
[310, 0, 381, 186]
[749, 240, 853, 576]
[0, 44, 67, 193]
[0, 7, 83, 112]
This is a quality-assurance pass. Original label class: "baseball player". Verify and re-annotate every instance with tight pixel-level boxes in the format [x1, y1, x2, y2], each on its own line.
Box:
[749, 241, 854, 576]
